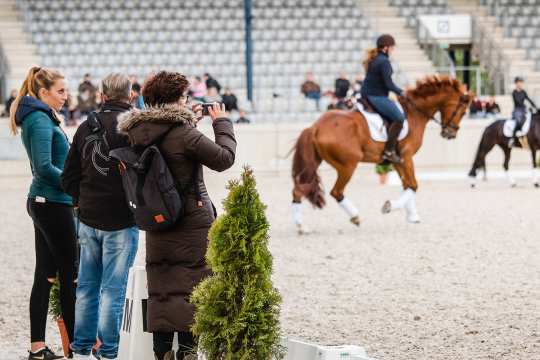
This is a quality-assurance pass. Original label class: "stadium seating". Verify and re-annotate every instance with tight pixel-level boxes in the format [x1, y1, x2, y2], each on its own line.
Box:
[388, 0, 450, 28]
[17, 0, 247, 93]
[16, 0, 376, 120]
[482, 0, 540, 70]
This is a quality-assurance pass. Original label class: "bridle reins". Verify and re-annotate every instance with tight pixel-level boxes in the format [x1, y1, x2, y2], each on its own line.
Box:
[402, 94, 469, 132]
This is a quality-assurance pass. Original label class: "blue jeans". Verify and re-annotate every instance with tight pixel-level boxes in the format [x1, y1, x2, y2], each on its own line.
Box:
[367, 95, 405, 123]
[71, 223, 139, 359]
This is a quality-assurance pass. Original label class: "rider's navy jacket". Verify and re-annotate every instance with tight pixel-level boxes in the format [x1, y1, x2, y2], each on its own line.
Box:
[361, 51, 403, 98]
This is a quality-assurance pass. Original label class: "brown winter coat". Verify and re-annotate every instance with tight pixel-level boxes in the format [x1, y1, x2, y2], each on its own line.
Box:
[117, 105, 236, 332]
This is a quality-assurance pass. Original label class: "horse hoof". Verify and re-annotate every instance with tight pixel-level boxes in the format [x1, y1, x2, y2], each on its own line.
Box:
[511, 183, 517, 188]
[350, 216, 360, 226]
[535, 183, 539, 188]
[381, 200, 392, 214]
[407, 215, 421, 224]
[297, 225, 311, 235]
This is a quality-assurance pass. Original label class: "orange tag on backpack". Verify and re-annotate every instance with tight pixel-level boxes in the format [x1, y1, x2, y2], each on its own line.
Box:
[154, 214, 165, 223]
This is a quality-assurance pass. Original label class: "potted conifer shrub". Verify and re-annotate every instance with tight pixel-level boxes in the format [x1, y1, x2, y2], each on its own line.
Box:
[191, 167, 284, 360]
[48, 278, 71, 357]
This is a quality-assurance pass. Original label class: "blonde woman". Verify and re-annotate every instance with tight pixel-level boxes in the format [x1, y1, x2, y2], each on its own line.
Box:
[10, 67, 77, 360]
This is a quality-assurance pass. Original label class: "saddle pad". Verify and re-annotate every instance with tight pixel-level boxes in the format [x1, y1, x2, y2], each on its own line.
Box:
[503, 112, 532, 138]
[355, 103, 409, 142]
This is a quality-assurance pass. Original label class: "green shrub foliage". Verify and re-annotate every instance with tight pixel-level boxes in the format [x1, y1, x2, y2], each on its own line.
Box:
[191, 167, 283, 360]
[49, 277, 62, 321]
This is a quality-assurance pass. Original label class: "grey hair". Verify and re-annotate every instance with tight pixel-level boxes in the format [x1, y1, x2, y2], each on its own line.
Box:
[101, 73, 132, 101]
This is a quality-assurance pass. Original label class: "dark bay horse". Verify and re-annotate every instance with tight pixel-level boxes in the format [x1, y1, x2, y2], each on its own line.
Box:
[468, 111, 540, 188]
[291, 76, 472, 234]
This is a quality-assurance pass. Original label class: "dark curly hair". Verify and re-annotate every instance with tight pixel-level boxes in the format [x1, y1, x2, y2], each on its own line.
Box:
[142, 71, 190, 107]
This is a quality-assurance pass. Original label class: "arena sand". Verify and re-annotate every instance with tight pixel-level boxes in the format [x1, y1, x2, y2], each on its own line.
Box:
[1, 161, 539, 360]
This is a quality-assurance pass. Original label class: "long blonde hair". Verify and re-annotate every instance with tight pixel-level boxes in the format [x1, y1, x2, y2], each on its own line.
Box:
[362, 47, 379, 72]
[9, 66, 64, 135]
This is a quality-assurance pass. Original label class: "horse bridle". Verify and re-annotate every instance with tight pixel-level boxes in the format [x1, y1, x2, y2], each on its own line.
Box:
[403, 94, 469, 132]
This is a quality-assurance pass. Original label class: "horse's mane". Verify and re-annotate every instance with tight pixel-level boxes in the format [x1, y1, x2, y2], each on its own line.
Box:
[407, 75, 462, 98]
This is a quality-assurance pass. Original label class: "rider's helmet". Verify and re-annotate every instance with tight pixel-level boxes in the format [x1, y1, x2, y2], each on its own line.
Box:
[376, 34, 396, 49]
[514, 76, 524, 83]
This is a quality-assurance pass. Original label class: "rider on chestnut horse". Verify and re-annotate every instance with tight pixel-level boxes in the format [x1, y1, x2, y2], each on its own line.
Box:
[361, 34, 405, 164]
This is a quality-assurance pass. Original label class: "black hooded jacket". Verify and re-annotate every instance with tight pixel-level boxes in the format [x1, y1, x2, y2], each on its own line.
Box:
[61, 101, 135, 231]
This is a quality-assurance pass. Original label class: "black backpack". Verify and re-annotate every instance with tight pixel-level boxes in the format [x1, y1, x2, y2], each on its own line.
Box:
[110, 126, 199, 231]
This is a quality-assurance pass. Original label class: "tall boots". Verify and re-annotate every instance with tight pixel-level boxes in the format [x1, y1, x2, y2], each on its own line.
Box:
[382, 121, 403, 164]
[155, 350, 175, 360]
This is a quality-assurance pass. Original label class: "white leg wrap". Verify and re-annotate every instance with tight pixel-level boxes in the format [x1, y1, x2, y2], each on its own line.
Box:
[338, 197, 359, 218]
[390, 188, 415, 210]
[405, 191, 421, 223]
[469, 176, 477, 188]
[506, 170, 516, 187]
[533, 168, 539, 185]
[291, 202, 303, 226]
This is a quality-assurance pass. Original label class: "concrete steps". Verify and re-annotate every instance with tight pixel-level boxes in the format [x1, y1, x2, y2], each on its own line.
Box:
[0, 0, 40, 91]
[448, 0, 540, 100]
[369, 5, 437, 84]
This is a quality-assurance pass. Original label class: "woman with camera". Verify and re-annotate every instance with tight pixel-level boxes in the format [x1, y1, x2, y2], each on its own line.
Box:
[117, 71, 236, 360]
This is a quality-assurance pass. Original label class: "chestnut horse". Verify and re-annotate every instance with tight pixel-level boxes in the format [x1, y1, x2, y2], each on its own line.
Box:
[291, 76, 472, 233]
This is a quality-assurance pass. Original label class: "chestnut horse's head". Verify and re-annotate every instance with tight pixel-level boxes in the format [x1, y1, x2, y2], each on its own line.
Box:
[407, 76, 473, 139]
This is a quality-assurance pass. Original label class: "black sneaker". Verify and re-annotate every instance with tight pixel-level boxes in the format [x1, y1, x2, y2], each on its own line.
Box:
[28, 346, 64, 360]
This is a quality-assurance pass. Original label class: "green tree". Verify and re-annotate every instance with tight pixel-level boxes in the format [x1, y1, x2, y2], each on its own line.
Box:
[191, 167, 283, 360]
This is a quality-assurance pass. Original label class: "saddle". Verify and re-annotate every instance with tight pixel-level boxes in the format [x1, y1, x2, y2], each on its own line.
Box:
[355, 101, 409, 143]
[503, 112, 532, 138]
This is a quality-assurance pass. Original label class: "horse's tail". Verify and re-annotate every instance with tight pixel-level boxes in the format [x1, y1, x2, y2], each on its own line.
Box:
[292, 127, 325, 208]
[469, 123, 496, 177]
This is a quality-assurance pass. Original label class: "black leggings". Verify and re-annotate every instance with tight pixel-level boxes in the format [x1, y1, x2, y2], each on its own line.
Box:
[153, 331, 195, 360]
[27, 198, 77, 343]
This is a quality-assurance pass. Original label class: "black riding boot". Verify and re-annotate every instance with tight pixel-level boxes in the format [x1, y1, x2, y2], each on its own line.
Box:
[383, 121, 403, 164]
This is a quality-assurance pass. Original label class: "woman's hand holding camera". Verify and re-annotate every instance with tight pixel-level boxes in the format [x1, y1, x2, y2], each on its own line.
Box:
[207, 103, 227, 122]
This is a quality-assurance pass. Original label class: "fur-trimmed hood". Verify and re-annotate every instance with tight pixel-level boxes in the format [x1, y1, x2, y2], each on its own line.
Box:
[117, 105, 197, 146]
[117, 105, 196, 134]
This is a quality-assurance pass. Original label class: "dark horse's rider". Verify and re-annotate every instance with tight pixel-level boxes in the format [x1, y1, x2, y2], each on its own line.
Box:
[510, 76, 537, 146]
[361, 34, 405, 164]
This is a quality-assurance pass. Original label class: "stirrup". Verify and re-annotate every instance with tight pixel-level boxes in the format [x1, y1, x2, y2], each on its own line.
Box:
[382, 150, 402, 164]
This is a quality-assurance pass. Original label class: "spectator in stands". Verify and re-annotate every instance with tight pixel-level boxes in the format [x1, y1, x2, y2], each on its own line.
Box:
[222, 87, 239, 114]
[469, 97, 484, 118]
[327, 95, 339, 110]
[510, 76, 537, 146]
[352, 74, 363, 98]
[190, 76, 207, 102]
[485, 96, 501, 116]
[301, 72, 322, 111]
[131, 82, 145, 109]
[236, 109, 251, 124]
[204, 73, 221, 94]
[204, 86, 222, 104]
[334, 72, 350, 100]
[77, 73, 98, 118]
[59, 91, 72, 126]
[10, 66, 76, 360]
[3, 89, 17, 117]
[116, 71, 236, 360]
[63, 73, 138, 360]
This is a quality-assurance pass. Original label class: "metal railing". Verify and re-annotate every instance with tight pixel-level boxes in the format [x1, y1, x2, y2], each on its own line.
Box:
[416, 20, 456, 75]
[470, 17, 509, 95]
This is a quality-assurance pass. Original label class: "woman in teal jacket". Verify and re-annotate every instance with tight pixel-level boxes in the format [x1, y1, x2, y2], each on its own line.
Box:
[10, 67, 76, 360]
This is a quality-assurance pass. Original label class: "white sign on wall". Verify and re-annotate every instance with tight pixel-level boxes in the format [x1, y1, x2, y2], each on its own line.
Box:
[418, 14, 472, 44]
